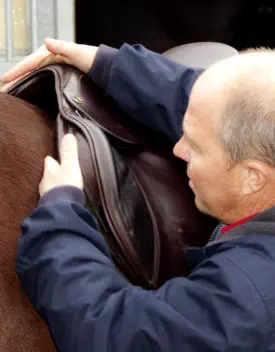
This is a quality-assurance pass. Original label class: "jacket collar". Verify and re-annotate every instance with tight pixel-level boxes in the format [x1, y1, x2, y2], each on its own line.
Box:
[221, 213, 259, 235]
[208, 206, 275, 245]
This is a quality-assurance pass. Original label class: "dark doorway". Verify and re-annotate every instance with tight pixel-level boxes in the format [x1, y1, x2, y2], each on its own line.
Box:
[76, 0, 275, 53]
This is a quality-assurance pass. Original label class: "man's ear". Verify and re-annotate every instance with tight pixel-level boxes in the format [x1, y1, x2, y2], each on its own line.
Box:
[241, 161, 267, 196]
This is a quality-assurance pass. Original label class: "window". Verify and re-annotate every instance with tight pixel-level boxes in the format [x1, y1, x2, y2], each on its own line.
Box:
[0, 0, 31, 62]
[0, 0, 74, 76]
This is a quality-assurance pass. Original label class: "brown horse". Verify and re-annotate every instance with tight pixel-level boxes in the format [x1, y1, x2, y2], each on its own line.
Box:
[0, 92, 57, 351]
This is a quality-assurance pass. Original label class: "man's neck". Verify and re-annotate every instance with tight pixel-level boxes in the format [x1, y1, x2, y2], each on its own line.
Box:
[220, 192, 275, 225]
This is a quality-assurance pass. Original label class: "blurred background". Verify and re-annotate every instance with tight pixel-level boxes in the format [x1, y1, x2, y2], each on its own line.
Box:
[0, 0, 275, 76]
[76, 0, 275, 53]
[0, 0, 74, 76]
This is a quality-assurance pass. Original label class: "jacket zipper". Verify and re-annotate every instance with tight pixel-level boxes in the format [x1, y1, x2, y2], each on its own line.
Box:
[208, 222, 224, 244]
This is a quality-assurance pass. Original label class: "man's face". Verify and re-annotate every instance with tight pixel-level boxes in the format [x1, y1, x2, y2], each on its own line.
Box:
[173, 79, 243, 222]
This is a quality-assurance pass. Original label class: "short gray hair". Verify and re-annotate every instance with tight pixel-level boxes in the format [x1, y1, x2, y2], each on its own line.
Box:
[217, 50, 275, 166]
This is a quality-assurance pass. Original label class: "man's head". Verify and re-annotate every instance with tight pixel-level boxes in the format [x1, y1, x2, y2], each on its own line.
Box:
[173, 49, 275, 224]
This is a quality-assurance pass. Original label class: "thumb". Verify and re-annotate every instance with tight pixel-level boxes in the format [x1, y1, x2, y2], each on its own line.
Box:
[39, 156, 61, 196]
[44, 155, 60, 175]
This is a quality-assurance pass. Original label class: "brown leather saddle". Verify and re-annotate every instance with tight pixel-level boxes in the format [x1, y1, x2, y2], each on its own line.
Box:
[7, 64, 217, 288]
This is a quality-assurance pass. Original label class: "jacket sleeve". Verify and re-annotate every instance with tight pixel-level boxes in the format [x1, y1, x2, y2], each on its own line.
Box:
[16, 187, 268, 352]
[89, 44, 203, 144]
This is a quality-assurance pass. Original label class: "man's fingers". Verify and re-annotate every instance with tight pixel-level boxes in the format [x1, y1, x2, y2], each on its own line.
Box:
[40, 136, 83, 195]
[1, 38, 98, 85]
[1, 38, 74, 83]
[1, 45, 51, 82]
[0, 73, 30, 92]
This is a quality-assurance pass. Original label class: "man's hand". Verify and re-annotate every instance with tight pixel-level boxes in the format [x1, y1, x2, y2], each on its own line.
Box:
[1, 38, 98, 92]
[39, 134, 83, 197]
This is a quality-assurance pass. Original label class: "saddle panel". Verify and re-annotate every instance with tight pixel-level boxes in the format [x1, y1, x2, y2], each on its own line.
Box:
[7, 64, 218, 288]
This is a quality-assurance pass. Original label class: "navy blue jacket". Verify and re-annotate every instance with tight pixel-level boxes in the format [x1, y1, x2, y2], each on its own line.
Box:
[16, 44, 275, 352]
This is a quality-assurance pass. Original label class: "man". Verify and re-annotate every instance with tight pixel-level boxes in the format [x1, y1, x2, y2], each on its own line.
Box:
[2, 39, 275, 351]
